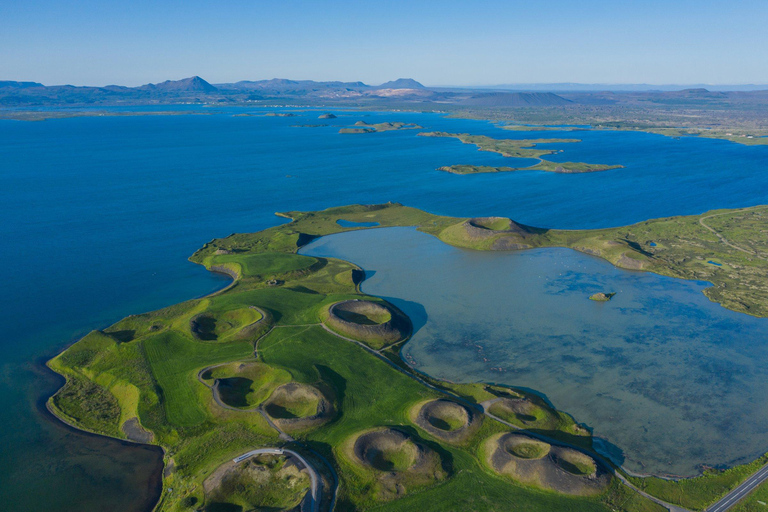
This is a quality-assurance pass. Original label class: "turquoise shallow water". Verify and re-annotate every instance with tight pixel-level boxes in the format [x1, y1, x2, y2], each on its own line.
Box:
[1, 107, 768, 508]
[302, 227, 768, 477]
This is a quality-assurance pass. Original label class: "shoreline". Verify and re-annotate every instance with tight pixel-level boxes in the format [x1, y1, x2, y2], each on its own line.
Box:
[37, 359, 165, 512]
[44, 203, 768, 511]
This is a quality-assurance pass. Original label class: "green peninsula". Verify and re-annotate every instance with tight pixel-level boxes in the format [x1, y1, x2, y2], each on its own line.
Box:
[47, 203, 768, 512]
[420, 132, 624, 174]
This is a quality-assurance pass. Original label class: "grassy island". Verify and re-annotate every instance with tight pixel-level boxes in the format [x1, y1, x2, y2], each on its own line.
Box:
[420, 132, 623, 174]
[447, 108, 768, 147]
[339, 121, 423, 134]
[439, 162, 622, 174]
[46, 202, 768, 511]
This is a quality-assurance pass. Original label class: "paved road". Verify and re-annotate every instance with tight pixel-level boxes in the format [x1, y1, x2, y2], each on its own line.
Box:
[234, 448, 321, 512]
[707, 462, 768, 512]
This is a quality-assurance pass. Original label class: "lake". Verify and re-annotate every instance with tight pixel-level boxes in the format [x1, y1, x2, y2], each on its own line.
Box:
[1, 106, 768, 508]
[302, 227, 768, 476]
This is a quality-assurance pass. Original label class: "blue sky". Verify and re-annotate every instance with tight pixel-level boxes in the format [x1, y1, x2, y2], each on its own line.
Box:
[1, 0, 766, 86]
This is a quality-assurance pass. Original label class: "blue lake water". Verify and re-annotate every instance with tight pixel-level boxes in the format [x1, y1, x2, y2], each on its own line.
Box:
[2, 106, 768, 508]
[301, 227, 768, 476]
[336, 219, 380, 227]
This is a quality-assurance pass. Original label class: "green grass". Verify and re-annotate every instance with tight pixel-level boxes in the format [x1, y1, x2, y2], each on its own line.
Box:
[474, 217, 513, 231]
[731, 473, 768, 511]
[429, 413, 466, 432]
[371, 443, 418, 471]
[47, 201, 768, 512]
[372, 450, 616, 512]
[557, 454, 597, 476]
[340, 121, 423, 134]
[206, 362, 291, 408]
[524, 161, 623, 173]
[211, 252, 318, 278]
[51, 376, 121, 436]
[189, 306, 262, 341]
[629, 454, 768, 510]
[335, 307, 392, 325]
[419, 131, 581, 159]
[143, 331, 252, 427]
[438, 162, 623, 174]
[206, 455, 310, 511]
[264, 386, 321, 419]
[509, 441, 550, 460]
[487, 398, 592, 450]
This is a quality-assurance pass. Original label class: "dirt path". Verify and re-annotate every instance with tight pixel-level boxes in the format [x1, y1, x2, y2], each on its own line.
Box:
[698, 206, 768, 259]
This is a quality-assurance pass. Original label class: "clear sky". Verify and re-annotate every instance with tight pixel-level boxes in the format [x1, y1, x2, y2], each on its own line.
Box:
[1, 0, 766, 87]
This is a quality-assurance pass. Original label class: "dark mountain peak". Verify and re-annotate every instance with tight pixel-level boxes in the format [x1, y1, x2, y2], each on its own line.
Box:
[140, 76, 218, 93]
[378, 78, 425, 89]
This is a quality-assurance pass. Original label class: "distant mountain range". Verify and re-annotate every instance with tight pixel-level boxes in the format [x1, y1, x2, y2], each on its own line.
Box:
[0, 76, 579, 107]
[1, 76, 765, 108]
[467, 82, 768, 92]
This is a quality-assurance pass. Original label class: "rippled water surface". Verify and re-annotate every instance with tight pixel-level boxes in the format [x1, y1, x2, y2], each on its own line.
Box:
[302, 227, 768, 476]
[2, 107, 768, 508]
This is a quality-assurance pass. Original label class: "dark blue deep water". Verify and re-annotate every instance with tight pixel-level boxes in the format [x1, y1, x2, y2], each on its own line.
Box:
[1, 107, 767, 509]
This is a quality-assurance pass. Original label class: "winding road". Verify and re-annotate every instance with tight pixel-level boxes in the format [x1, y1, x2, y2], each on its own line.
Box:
[233, 448, 321, 512]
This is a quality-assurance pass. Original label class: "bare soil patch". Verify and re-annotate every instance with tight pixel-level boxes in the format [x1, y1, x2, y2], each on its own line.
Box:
[121, 417, 153, 443]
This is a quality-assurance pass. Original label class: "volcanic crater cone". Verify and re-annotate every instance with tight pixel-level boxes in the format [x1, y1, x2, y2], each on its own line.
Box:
[263, 382, 333, 430]
[347, 428, 447, 500]
[462, 217, 538, 250]
[412, 399, 481, 443]
[324, 299, 411, 348]
[485, 433, 610, 495]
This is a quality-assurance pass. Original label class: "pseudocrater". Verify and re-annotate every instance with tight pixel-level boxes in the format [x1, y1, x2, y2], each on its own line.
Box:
[484, 433, 609, 495]
[323, 299, 411, 349]
[345, 428, 446, 500]
[263, 382, 333, 430]
[411, 399, 481, 443]
[300, 226, 768, 476]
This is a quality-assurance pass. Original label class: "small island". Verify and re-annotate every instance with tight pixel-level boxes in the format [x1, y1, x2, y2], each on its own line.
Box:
[318, 113, 336, 119]
[589, 292, 616, 301]
[339, 120, 423, 134]
[421, 132, 624, 174]
[439, 162, 623, 174]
